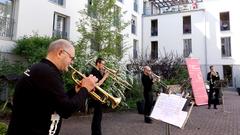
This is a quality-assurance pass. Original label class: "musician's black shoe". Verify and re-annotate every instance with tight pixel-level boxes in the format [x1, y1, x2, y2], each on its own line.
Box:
[144, 116, 152, 124]
[207, 106, 211, 109]
[214, 106, 217, 109]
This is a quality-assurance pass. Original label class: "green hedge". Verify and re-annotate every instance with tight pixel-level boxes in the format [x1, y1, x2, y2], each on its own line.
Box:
[0, 122, 7, 135]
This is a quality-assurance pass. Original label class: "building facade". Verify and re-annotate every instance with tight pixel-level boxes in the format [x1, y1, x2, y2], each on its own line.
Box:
[142, 0, 240, 87]
[0, 0, 143, 62]
[1, 0, 240, 87]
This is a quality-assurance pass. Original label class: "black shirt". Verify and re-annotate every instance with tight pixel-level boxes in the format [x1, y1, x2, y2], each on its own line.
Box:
[207, 72, 220, 89]
[7, 59, 88, 135]
[90, 67, 103, 81]
[141, 73, 153, 93]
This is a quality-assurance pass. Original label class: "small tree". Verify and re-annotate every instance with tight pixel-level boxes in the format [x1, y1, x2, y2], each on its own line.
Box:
[76, 0, 128, 59]
[75, 0, 131, 108]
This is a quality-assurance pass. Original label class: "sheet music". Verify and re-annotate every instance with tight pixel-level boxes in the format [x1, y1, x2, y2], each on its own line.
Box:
[150, 93, 188, 128]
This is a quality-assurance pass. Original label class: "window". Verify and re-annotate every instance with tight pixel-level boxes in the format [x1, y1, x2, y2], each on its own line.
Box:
[183, 39, 192, 57]
[87, 0, 96, 18]
[115, 34, 123, 57]
[131, 16, 136, 35]
[151, 19, 158, 36]
[118, 0, 123, 3]
[183, 16, 191, 34]
[49, 0, 64, 6]
[113, 5, 120, 27]
[220, 12, 230, 31]
[134, 0, 138, 12]
[133, 39, 138, 59]
[52, 13, 68, 39]
[151, 41, 158, 59]
[223, 65, 232, 86]
[0, 0, 14, 39]
[221, 37, 231, 57]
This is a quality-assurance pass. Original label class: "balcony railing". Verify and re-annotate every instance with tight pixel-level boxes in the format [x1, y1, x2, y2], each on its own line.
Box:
[49, 0, 64, 6]
[220, 20, 230, 31]
[52, 30, 68, 39]
[0, 16, 14, 39]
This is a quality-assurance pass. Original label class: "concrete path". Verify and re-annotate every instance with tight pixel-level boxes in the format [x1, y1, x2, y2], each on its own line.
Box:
[60, 89, 240, 135]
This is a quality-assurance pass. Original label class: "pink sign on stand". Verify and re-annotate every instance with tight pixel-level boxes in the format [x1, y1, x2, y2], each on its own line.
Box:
[185, 58, 208, 106]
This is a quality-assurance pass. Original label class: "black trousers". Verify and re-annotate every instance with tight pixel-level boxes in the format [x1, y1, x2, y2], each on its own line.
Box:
[91, 99, 102, 135]
[144, 92, 153, 116]
[208, 88, 219, 107]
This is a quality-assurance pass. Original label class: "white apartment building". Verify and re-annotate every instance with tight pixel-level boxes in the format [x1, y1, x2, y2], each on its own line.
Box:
[0, 0, 143, 62]
[1, 0, 240, 87]
[142, 0, 240, 87]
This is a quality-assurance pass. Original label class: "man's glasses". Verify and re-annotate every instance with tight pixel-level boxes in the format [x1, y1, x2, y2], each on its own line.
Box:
[63, 50, 75, 61]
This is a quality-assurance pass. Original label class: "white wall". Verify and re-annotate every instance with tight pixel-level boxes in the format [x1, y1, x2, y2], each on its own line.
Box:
[116, 0, 143, 63]
[142, 0, 240, 86]
[142, 10, 206, 64]
[14, 0, 85, 42]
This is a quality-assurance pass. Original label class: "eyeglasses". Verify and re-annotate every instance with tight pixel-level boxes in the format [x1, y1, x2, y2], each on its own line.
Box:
[63, 50, 75, 61]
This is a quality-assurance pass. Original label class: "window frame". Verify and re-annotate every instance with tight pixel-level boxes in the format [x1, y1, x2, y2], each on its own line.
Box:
[221, 37, 231, 57]
[183, 39, 192, 57]
[151, 41, 158, 59]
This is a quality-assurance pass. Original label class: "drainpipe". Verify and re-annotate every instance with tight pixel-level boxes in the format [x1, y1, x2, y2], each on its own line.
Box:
[204, 9, 208, 79]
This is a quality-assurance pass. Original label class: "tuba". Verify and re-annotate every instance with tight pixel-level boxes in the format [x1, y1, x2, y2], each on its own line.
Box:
[69, 65, 121, 109]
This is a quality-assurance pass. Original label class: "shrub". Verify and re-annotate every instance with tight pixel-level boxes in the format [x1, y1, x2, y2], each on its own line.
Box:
[13, 35, 57, 64]
[0, 122, 7, 135]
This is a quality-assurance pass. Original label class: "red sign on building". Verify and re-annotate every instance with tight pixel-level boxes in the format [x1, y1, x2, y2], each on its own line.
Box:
[185, 57, 208, 105]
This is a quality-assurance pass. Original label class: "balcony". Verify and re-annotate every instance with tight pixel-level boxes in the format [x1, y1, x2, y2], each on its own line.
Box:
[183, 24, 191, 34]
[0, 16, 14, 40]
[151, 28, 158, 36]
[220, 21, 230, 31]
[49, 0, 64, 6]
[52, 30, 68, 39]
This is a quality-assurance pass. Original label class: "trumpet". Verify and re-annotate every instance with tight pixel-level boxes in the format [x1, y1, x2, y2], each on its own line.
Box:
[87, 61, 133, 90]
[69, 65, 121, 109]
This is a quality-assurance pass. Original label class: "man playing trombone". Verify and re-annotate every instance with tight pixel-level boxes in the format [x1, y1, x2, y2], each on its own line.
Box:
[141, 66, 154, 124]
[89, 57, 109, 135]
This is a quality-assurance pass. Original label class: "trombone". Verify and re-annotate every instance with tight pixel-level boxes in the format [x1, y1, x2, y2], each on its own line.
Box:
[149, 72, 169, 92]
[69, 65, 121, 109]
[87, 61, 133, 90]
[140, 66, 169, 93]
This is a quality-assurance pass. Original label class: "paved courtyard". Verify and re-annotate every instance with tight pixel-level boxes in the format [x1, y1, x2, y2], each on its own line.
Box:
[60, 89, 240, 135]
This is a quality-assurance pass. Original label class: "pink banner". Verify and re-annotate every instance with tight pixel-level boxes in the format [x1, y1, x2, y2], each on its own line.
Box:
[185, 58, 208, 105]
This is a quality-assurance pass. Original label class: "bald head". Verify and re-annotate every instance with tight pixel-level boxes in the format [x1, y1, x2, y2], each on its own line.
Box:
[46, 39, 75, 72]
[47, 39, 73, 54]
[144, 66, 151, 71]
[143, 66, 151, 75]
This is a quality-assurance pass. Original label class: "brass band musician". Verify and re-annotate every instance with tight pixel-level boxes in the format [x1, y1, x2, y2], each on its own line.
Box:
[207, 65, 220, 109]
[89, 57, 109, 135]
[141, 66, 155, 123]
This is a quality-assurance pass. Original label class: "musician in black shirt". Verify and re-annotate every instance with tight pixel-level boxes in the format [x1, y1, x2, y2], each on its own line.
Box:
[89, 58, 109, 135]
[7, 39, 98, 135]
[207, 65, 220, 109]
[142, 66, 154, 123]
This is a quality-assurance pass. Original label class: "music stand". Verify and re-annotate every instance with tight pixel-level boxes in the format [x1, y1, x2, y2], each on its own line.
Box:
[150, 92, 194, 135]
